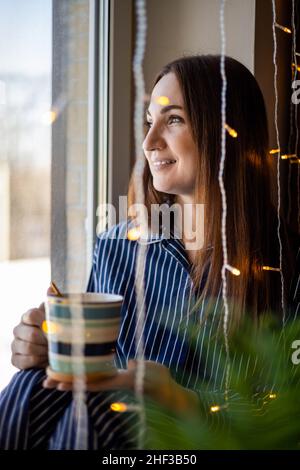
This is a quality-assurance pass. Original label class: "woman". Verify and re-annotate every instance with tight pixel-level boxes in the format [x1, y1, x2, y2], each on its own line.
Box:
[1, 55, 299, 450]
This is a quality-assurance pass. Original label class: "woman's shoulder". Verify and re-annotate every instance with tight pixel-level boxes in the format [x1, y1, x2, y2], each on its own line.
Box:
[92, 220, 138, 265]
[96, 219, 134, 244]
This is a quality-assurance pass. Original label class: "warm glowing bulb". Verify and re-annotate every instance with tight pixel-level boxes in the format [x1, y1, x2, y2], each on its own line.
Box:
[111, 402, 128, 412]
[290, 158, 300, 164]
[224, 123, 238, 138]
[275, 23, 292, 34]
[210, 405, 221, 413]
[262, 266, 281, 272]
[42, 320, 59, 334]
[155, 95, 170, 106]
[269, 148, 280, 155]
[225, 264, 241, 276]
[269, 393, 277, 399]
[127, 227, 141, 241]
[41, 110, 57, 125]
[231, 268, 241, 276]
[281, 154, 296, 160]
[292, 63, 300, 72]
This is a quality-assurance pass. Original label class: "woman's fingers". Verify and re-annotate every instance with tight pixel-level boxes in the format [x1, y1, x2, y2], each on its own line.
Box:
[56, 383, 73, 391]
[21, 307, 45, 329]
[11, 337, 47, 356]
[12, 353, 48, 370]
[43, 377, 61, 389]
[12, 311, 48, 369]
[13, 323, 48, 346]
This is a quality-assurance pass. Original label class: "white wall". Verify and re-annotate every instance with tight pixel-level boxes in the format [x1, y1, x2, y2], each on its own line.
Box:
[144, 0, 256, 91]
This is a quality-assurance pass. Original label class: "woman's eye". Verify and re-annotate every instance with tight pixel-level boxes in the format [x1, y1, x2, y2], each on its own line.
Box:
[144, 115, 183, 128]
[168, 115, 183, 124]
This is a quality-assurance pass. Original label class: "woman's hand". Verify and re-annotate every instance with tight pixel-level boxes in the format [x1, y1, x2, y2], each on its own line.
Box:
[11, 286, 54, 370]
[43, 360, 199, 415]
[11, 303, 48, 370]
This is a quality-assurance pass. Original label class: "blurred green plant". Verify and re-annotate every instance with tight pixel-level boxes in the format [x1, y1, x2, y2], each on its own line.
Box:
[143, 313, 300, 450]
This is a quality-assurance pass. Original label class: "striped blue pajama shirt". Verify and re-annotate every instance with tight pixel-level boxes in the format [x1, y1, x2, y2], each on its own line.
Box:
[0, 220, 299, 449]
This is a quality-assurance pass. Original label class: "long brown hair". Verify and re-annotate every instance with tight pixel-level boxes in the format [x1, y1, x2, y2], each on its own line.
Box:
[128, 54, 295, 331]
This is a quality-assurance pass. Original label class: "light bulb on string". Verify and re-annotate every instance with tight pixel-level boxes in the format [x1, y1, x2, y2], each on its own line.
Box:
[127, 226, 141, 241]
[281, 153, 296, 160]
[224, 264, 241, 276]
[269, 148, 280, 155]
[210, 405, 221, 413]
[210, 403, 228, 413]
[292, 62, 300, 72]
[42, 320, 60, 335]
[110, 402, 142, 413]
[275, 23, 292, 34]
[270, 152, 298, 160]
[262, 266, 281, 272]
[224, 123, 238, 138]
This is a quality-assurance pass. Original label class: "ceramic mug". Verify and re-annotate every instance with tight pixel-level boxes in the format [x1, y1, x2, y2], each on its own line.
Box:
[43, 292, 123, 383]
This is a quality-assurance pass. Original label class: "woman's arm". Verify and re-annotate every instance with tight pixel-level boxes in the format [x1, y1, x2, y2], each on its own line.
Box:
[43, 359, 200, 417]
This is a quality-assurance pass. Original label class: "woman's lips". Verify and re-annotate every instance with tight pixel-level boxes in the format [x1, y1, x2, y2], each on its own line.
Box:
[152, 161, 177, 171]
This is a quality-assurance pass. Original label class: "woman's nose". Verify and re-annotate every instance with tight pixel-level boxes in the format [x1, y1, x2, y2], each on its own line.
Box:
[142, 126, 165, 152]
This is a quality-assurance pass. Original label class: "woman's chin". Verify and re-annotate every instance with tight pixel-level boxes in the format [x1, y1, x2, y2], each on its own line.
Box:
[153, 185, 173, 194]
[152, 180, 175, 194]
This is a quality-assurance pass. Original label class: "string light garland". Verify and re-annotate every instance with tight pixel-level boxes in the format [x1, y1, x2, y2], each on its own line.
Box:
[272, 0, 286, 324]
[218, 0, 231, 403]
[72, 290, 88, 449]
[287, 1, 298, 224]
[292, 0, 300, 232]
[131, 0, 148, 449]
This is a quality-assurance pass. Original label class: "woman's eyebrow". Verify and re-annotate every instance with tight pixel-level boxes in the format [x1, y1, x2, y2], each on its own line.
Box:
[146, 104, 184, 116]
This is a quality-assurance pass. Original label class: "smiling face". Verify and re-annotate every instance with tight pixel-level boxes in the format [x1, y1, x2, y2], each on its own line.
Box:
[142, 73, 199, 201]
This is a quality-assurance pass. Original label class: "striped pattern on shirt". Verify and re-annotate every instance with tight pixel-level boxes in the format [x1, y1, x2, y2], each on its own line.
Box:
[0, 221, 299, 449]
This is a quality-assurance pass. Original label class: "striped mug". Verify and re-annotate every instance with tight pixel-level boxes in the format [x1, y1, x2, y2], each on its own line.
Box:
[44, 293, 123, 383]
